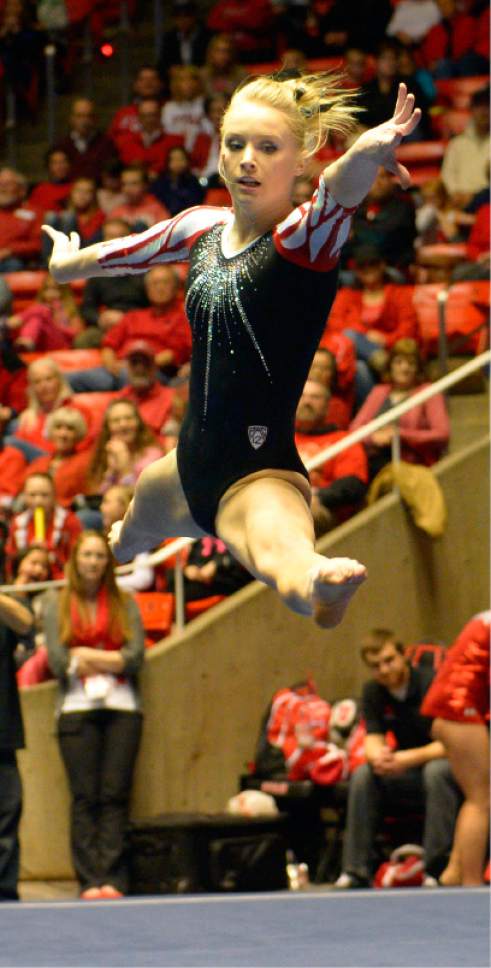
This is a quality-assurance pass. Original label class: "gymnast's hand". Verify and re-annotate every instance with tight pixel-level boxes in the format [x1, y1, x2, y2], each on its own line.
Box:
[354, 83, 422, 189]
[41, 225, 81, 282]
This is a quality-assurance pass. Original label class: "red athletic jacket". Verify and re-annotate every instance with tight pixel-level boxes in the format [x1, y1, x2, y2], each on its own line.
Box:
[327, 285, 418, 348]
[418, 14, 477, 68]
[0, 204, 42, 262]
[102, 303, 192, 368]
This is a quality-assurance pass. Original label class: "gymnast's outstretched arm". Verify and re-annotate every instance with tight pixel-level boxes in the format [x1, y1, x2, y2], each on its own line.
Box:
[42, 206, 231, 283]
[322, 82, 421, 207]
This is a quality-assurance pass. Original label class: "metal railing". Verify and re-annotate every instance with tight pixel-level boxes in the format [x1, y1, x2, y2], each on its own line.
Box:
[1, 350, 488, 628]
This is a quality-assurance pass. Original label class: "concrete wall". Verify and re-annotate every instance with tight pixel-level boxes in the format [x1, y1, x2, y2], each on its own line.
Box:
[18, 436, 490, 879]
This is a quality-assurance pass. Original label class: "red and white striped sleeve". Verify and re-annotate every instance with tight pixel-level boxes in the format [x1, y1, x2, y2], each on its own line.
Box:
[273, 177, 356, 273]
[97, 205, 232, 275]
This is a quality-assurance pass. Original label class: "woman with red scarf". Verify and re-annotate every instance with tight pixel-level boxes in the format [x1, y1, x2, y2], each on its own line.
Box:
[43, 531, 144, 900]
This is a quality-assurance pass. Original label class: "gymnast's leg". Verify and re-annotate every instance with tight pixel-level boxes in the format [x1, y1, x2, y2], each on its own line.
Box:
[109, 450, 206, 562]
[215, 474, 366, 628]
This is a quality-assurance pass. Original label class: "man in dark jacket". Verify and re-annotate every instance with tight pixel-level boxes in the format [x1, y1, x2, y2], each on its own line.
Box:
[333, 628, 461, 888]
[0, 593, 33, 900]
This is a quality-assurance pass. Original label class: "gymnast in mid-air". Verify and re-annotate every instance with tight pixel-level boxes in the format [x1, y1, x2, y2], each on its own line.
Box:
[43, 72, 420, 629]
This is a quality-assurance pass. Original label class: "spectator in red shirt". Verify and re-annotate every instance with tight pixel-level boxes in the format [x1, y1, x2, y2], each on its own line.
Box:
[116, 342, 174, 438]
[329, 245, 418, 385]
[21, 407, 93, 509]
[67, 266, 191, 392]
[8, 358, 94, 462]
[295, 378, 368, 535]
[53, 98, 117, 180]
[350, 338, 450, 479]
[42, 178, 105, 264]
[452, 202, 490, 282]
[0, 167, 42, 270]
[28, 149, 73, 218]
[419, 0, 479, 77]
[5, 472, 82, 579]
[109, 165, 170, 230]
[108, 66, 163, 149]
[116, 99, 184, 178]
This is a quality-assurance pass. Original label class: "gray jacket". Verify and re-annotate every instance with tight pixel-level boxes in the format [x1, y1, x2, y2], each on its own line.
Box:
[42, 590, 145, 714]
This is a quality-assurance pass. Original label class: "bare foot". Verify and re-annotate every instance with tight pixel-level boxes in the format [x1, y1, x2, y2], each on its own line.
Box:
[308, 556, 367, 629]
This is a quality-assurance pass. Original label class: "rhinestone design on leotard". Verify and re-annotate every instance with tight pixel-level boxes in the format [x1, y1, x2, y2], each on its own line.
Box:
[186, 225, 273, 426]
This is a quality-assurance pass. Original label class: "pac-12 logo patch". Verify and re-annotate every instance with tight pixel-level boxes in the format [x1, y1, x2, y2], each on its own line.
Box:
[248, 425, 268, 449]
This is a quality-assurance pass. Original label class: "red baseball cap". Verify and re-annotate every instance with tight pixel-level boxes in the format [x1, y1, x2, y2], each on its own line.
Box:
[122, 339, 156, 359]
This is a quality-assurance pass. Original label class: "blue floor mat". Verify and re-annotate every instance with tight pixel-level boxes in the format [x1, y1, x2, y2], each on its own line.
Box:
[0, 887, 488, 967]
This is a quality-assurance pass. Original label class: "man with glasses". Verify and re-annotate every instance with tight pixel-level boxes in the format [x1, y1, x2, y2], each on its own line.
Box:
[333, 628, 461, 888]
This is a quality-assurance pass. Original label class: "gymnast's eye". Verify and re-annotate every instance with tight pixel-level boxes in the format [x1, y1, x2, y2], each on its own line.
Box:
[224, 137, 244, 150]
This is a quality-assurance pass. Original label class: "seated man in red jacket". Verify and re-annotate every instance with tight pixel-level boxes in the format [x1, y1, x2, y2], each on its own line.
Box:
[116, 99, 184, 178]
[295, 379, 368, 536]
[0, 167, 42, 271]
[329, 245, 418, 365]
[5, 472, 82, 580]
[67, 265, 191, 392]
[115, 341, 174, 438]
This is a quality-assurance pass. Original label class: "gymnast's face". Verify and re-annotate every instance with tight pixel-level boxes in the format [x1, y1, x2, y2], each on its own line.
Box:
[220, 100, 305, 216]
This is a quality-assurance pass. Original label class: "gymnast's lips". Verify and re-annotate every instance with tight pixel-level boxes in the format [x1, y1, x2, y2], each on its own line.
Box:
[237, 177, 261, 188]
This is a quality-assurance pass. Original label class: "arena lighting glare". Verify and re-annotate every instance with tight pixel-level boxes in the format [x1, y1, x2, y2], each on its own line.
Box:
[100, 42, 115, 58]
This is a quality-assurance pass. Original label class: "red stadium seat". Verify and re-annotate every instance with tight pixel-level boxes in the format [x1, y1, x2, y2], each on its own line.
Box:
[435, 76, 489, 110]
[3, 271, 47, 312]
[134, 592, 175, 646]
[185, 595, 226, 620]
[71, 391, 117, 431]
[20, 348, 103, 371]
[413, 280, 490, 356]
[395, 142, 446, 184]
[395, 141, 445, 164]
[4, 271, 86, 312]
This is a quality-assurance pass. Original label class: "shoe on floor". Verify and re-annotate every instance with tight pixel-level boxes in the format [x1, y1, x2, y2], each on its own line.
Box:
[423, 875, 439, 888]
[331, 872, 369, 890]
[99, 885, 124, 899]
[80, 887, 103, 900]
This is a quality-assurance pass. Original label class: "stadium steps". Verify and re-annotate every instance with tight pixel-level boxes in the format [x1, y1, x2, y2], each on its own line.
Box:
[5, 9, 157, 181]
[447, 388, 489, 453]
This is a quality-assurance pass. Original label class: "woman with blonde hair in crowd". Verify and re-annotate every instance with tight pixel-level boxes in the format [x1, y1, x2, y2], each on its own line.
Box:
[43, 530, 144, 899]
[23, 407, 92, 508]
[5, 275, 83, 352]
[8, 358, 92, 461]
[86, 399, 162, 497]
[44, 72, 421, 629]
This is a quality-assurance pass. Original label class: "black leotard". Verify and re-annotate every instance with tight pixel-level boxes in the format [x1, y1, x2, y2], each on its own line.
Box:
[98, 180, 354, 534]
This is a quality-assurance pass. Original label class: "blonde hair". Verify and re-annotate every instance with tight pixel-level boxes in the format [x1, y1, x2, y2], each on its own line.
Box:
[223, 70, 360, 159]
[45, 405, 88, 441]
[21, 359, 72, 431]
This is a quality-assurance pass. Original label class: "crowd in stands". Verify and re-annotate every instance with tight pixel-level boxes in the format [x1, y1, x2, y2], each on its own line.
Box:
[0, 0, 489, 900]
